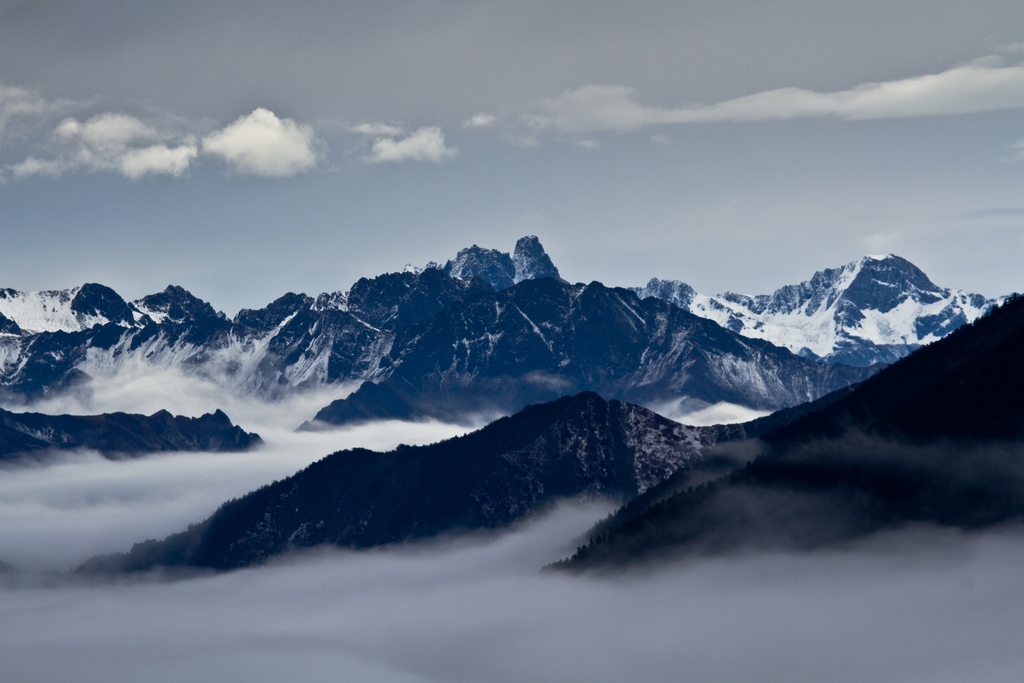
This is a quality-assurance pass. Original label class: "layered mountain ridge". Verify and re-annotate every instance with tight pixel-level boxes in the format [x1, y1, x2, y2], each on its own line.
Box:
[309, 277, 872, 426]
[78, 392, 727, 573]
[1, 239, 1000, 426]
[558, 295, 1024, 571]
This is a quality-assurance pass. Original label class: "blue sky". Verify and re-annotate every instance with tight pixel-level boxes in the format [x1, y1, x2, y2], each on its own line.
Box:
[2, 1, 1021, 314]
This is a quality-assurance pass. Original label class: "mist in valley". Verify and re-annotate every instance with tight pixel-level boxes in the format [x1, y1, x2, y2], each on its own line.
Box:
[1, 373, 1022, 682]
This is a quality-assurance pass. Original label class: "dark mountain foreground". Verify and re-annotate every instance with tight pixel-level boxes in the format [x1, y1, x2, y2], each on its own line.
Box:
[556, 295, 1024, 571]
[0, 407, 261, 462]
[79, 393, 737, 573]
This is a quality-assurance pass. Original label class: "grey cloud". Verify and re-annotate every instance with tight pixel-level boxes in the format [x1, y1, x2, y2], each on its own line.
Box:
[534, 57, 1024, 135]
[0, 84, 77, 134]
[462, 113, 496, 129]
[1009, 136, 1024, 161]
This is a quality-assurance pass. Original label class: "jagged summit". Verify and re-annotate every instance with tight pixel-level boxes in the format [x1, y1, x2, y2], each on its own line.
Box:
[442, 235, 563, 290]
[512, 235, 562, 283]
[133, 285, 226, 325]
[443, 244, 517, 289]
[634, 254, 1000, 366]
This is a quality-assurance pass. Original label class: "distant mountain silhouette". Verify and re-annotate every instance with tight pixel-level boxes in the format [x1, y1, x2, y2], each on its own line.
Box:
[0, 407, 261, 461]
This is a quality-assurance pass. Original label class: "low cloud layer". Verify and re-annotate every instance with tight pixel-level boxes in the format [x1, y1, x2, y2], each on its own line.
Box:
[2, 372, 1022, 681]
[0, 368, 472, 570]
[6, 104, 322, 180]
[2, 508, 1021, 682]
[533, 56, 1024, 134]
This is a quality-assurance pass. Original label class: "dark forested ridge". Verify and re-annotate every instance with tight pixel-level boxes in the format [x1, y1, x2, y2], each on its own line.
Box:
[0, 407, 261, 461]
[79, 393, 734, 573]
[557, 295, 1024, 571]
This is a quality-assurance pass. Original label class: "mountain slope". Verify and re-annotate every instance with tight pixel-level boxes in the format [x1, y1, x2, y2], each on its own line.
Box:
[79, 393, 723, 573]
[634, 254, 1001, 366]
[309, 278, 875, 426]
[0, 407, 261, 461]
[557, 295, 1024, 570]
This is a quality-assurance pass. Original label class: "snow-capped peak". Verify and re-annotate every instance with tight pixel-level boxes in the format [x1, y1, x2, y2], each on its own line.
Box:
[0, 284, 134, 334]
[634, 254, 1000, 366]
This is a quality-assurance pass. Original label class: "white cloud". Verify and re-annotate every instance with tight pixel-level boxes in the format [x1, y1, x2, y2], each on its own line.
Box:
[7, 155, 66, 178]
[463, 112, 496, 128]
[536, 57, 1024, 134]
[365, 126, 456, 163]
[9, 112, 198, 179]
[119, 143, 199, 180]
[8, 106, 323, 180]
[350, 122, 406, 137]
[202, 108, 322, 177]
[56, 112, 156, 150]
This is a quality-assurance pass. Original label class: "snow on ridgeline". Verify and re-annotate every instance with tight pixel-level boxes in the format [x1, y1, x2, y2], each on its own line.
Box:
[0, 284, 136, 335]
[633, 254, 1002, 367]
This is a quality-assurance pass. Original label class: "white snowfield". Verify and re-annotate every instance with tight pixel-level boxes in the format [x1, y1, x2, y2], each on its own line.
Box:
[0, 287, 122, 335]
[634, 254, 1000, 364]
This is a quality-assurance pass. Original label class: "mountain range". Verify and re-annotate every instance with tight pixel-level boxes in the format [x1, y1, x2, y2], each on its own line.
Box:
[557, 294, 1024, 571]
[76, 294, 1022, 575]
[633, 254, 999, 366]
[1, 238, 1004, 428]
[78, 392, 727, 573]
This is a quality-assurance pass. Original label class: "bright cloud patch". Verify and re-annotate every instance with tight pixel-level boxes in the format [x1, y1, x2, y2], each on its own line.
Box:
[202, 108, 321, 177]
[463, 112, 496, 128]
[8, 112, 198, 179]
[365, 126, 456, 163]
[537, 57, 1024, 134]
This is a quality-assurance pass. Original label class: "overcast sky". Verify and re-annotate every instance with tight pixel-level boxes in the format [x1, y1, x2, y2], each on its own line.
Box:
[2, 1, 1021, 314]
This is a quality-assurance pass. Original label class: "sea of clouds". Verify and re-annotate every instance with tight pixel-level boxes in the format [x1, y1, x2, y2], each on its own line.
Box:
[1, 369, 1022, 682]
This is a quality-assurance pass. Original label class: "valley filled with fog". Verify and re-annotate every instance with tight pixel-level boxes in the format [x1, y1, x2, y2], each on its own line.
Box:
[2, 373, 1022, 682]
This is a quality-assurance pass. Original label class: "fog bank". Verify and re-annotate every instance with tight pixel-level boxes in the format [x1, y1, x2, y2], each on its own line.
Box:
[0, 419, 471, 571]
[2, 507, 1022, 683]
